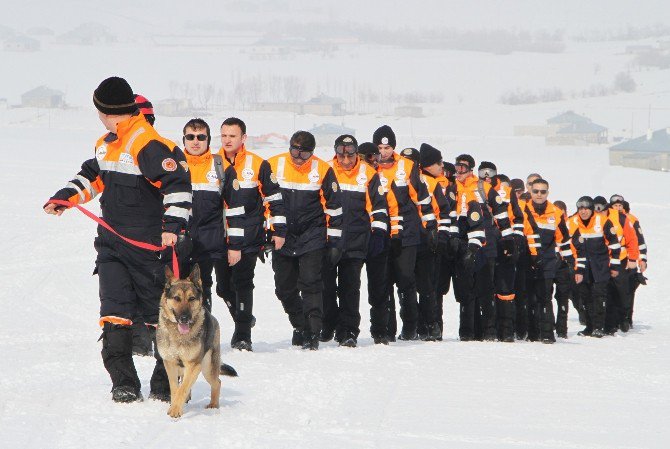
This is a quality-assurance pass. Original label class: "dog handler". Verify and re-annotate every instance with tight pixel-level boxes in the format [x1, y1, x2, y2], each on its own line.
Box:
[44, 76, 192, 403]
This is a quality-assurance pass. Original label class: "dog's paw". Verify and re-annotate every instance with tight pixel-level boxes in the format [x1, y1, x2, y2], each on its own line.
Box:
[205, 401, 219, 409]
[167, 404, 184, 418]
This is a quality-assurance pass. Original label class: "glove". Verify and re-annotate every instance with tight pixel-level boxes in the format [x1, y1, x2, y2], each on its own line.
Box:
[636, 272, 648, 285]
[427, 228, 438, 253]
[367, 230, 386, 259]
[390, 237, 403, 258]
[175, 233, 193, 262]
[529, 255, 544, 277]
[513, 233, 526, 254]
[500, 237, 516, 260]
[328, 246, 342, 267]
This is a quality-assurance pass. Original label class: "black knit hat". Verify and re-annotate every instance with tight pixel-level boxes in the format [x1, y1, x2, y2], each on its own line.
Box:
[443, 162, 456, 176]
[400, 147, 419, 163]
[373, 125, 396, 148]
[93, 77, 138, 115]
[334, 134, 358, 149]
[358, 142, 379, 156]
[593, 196, 608, 206]
[510, 178, 525, 193]
[419, 143, 442, 167]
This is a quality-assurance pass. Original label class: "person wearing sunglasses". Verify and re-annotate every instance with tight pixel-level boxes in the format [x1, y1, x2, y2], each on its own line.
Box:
[521, 178, 572, 343]
[567, 196, 621, 338]
[267, 131, 343, 350]
[372, 125, 436, 342]
[212, 117, 287, 352]
[593, 195, 640, 335]
[320, 135, 390, 347]
[453, 155, 514, 341]
[44, 77, 192, 403]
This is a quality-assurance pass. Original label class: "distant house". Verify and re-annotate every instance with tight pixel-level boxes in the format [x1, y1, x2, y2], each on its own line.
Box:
[545, 111, 608, 145]
[4, 36, 40, 52]
[21, 86, 64, 108]
[302, 95, 345, 116]
[57, 22, 116, 45]
[309, 123, 355, 148]
[609, 128, 670, 172]
[394, 105, 423, 118]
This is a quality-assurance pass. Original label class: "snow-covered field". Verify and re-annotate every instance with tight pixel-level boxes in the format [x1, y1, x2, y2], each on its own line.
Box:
[2, 3, 670, 447]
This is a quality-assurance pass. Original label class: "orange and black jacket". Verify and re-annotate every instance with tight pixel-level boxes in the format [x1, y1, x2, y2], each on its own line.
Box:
[378, 152, 435, 247]
[627, 212, 647, 263]
[49, 113, 192, 241]
[183, 150, 231, 261]
[605, 208, 639, 264]
[451, 178, 486, 248]
[522, 201, 571, 278]
[330, 157, 388, 259]
[422, 171, 452, 244]
[568, 212, 621, 283]
[457, 175, 512, 257]
[220, 146, 286, 254]
[493, 179, 524, 238]
[267, 153, 342, 256]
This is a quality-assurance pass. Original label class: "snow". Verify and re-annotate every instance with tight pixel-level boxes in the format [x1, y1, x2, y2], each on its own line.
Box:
[2, 2, 670, 448]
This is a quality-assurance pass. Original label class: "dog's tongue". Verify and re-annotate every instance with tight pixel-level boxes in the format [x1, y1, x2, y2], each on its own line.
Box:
[177, 323, 190, 335]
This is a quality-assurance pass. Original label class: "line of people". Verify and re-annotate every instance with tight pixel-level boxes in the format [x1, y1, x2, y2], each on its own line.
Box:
[43, 77, 649, 403]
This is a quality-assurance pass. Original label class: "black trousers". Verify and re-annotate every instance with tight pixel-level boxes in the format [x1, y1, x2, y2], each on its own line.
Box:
[323, 257, 364, 339]
[514, 251, 530, 338]
[627, 268, 641, 324]
[272, 248, 325, 336]
[474, 255, 496, 340]
[385, 245, 418, 336]
[579, 278, 608, 331]
[605, 266, 631, 331]
[453, 248, 476, 340]
[416, 246, 440, 334]
[494, 256, 516, 340]
[365, 249, 391, 338]
[527, 277, 556, 340]
[554, 261, 574, 335]
[435, 254, 455, 333]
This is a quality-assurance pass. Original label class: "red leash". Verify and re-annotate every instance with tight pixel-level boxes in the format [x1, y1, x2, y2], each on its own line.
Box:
[49, 199, 180, 278]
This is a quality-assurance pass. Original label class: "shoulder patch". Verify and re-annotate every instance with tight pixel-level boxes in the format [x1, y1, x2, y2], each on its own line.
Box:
[470, 211, 480, 221]
[232, 179, 240, 190]
[332, 181, 338, 192]
[579, 236, 584, 243]
[162, 158, 177, 172]
[270, 173, 278, 184]
[495, 195, 503, 204]
[378, 185, 385, 195]
[449, 191, 456, 200]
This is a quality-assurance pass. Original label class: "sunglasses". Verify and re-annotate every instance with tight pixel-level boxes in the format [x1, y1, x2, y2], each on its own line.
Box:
[455, 162, 471, 171]
[184, 133, 208, 141]
[364, 153, 381, 162]
[576, 201, 593, 209]
[609, 195, 624, 204]
[289, 145, 313, 161]
[335, 144, 357, 156]
[531, 189, 547, 194]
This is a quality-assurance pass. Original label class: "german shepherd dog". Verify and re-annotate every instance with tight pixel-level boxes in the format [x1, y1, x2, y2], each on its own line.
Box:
[156, 264, 237, 418]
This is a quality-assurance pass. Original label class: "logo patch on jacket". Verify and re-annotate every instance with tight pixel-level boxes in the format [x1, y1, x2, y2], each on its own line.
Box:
[332, 181, 338, 192]
[206, 170, 218, 183]
[242, 168, 254, 180]
[162, 158, 177, 171]
[96, 145, 107, 161]
[308, 170, 320, 183]
[119, 152, 134, 165]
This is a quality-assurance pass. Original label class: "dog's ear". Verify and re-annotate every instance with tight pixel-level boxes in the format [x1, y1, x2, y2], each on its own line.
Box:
[165, 265, 176, 286]
[189, 263, 202, 288]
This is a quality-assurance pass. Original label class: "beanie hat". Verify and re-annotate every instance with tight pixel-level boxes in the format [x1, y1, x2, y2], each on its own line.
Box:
[93, 77, 138, 115]
[134, 94, 154, 125]
[290, 130, 316, 152]
[400, 147, 419, 163]
[419, 143, 442, 167]
[609, 194, 625, 205]
[334, 134, 358, 150]
[373, 125, 396, 148]
[358, 142, 379, 156]
[510, 178, 524, 193]
[443, 162, 456, 177]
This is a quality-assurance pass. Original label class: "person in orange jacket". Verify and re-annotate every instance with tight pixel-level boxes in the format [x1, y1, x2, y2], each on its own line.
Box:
[321, 135, 389, 347]
[620, 199, 647, 327]
[569, 196, 622, 338]
[552, 200, 582, 336]
[521, 179, 572, 343]
[44, 77, 192, 402]
[267, 131, 343, 350]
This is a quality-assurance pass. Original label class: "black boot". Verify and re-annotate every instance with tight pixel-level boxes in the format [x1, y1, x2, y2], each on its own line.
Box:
[339, 332, 357, 348]
[301, 332, 319, 350]
[291, 328, 304, 346]
[372, 334, 389, 345]
[131, 320, 153, 357]
[101, 323, 141, 401]
[319, 327, 335, 343]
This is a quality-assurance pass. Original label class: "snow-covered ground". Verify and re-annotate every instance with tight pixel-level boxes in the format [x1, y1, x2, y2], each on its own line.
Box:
[2, 3, 670, 447]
